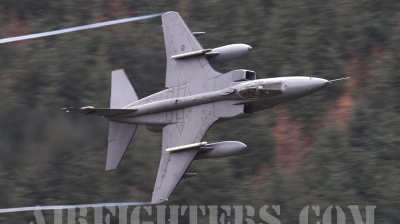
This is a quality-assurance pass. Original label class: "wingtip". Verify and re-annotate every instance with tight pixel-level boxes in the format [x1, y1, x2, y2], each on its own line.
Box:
[162, 11, 178, 16]
[105, 166, 117, 171]
[151, 198, 167, 205]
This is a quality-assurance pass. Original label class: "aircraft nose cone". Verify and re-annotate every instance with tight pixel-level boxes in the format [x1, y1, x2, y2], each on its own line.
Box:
[248, 45, 253, 51]
[309, 77, 329, 92]
[283, 77, 329, 100]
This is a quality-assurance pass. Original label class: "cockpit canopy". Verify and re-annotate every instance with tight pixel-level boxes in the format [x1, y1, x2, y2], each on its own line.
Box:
[237, 79, 285, 99]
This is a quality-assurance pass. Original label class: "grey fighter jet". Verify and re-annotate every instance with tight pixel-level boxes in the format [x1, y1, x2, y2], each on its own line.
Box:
[62, 11, 340, 204]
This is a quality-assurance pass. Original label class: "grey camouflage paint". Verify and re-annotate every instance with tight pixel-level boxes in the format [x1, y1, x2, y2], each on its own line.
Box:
[63, 11, 330, 204]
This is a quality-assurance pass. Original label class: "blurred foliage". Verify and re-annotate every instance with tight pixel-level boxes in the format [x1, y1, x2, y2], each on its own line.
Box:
[0, 0, 400, 223]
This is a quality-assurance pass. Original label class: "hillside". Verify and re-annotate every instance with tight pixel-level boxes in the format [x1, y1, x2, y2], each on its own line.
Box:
[1, 0, 400, 223]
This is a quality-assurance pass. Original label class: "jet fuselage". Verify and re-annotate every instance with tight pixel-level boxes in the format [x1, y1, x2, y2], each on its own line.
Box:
[108, 76, 329, 125]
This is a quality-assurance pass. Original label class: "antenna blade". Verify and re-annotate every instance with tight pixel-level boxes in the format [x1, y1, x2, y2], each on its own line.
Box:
[0, 12, 164, 44]
[329, 77, 350, 83]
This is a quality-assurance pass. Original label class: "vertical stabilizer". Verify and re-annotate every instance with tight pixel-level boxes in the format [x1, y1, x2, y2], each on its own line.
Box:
[110, 69, 138, 109]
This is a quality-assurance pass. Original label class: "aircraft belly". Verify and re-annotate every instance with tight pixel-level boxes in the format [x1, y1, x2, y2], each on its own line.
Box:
[213, 101, 245, 118]
[111, 112, 169, 125]
[112, 106, 192, 125]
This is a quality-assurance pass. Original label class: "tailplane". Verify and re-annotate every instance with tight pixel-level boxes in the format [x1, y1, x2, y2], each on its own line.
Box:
[106, 121, 137, 170]
[62, 69, 139, 170]
[106, 69, 139, 170]
[110, 69, 138, 109]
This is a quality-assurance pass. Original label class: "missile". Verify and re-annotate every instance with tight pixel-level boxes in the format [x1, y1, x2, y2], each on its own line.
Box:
[206, 44, 252, 63]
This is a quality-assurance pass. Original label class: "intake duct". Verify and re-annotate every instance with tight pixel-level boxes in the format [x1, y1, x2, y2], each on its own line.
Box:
[231, 69, 256, 82]
[244, 105, 254, 115]
[212, 69, 257, 91]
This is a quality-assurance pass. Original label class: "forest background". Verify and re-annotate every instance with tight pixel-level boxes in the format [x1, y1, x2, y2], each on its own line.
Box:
[0, 0, 400, 223]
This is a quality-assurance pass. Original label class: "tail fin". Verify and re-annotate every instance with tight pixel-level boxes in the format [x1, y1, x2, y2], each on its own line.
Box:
[106, 69, 139, 170]
[110, 69, 138, 109]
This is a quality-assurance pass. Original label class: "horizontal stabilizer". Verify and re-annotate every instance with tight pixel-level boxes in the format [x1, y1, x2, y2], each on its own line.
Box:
[106, 121, 137, 170]
[111, 69, 138, 109]
[61, 107, 137, 117]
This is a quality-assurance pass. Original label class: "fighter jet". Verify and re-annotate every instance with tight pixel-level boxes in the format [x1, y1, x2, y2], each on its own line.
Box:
[62, 11, 343, 204]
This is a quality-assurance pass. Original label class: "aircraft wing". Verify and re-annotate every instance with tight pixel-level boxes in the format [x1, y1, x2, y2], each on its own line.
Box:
[162, 11, 221, 94]
[151, 104, 218, 204]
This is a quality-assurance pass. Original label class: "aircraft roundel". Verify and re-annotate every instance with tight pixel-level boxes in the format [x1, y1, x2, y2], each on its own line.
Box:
[181, 45, 185, 51]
